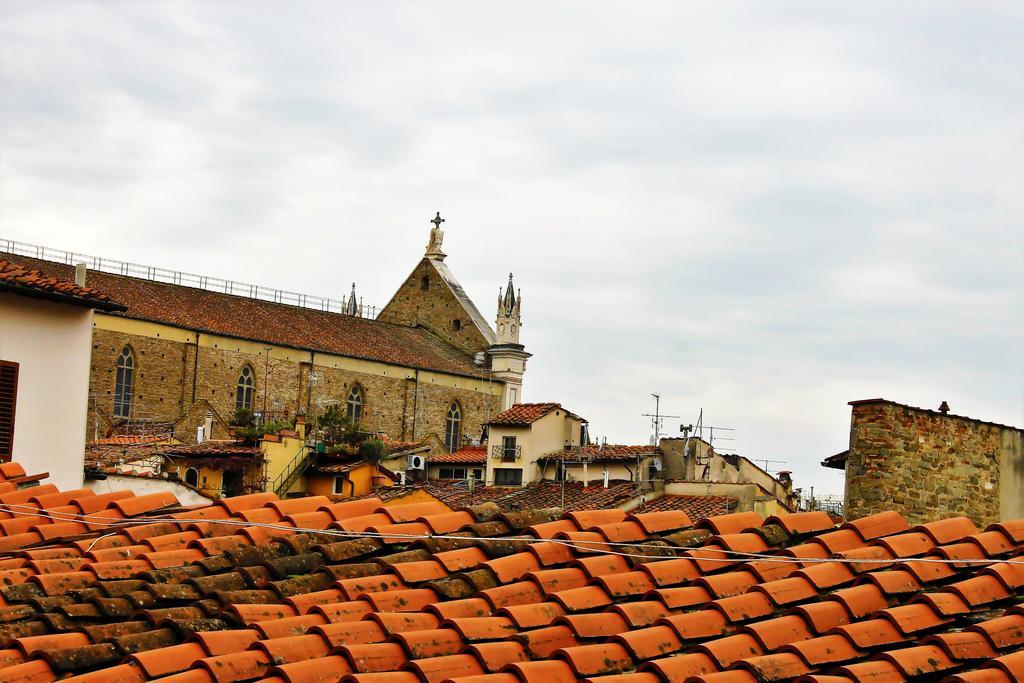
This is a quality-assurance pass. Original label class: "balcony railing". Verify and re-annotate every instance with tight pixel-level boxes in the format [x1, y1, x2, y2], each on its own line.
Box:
[491, 444, 521, 462]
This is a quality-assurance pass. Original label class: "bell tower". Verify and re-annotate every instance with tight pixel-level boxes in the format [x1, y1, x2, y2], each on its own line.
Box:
[495, 273, 521, 345]
[488, 272, 531, 409]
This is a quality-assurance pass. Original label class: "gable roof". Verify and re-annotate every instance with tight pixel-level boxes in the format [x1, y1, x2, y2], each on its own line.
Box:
[0, 258, 126, 311]
[486, 402, 585, 426]
[1, 252, 490, 379]
[0, 460, 1022, 683]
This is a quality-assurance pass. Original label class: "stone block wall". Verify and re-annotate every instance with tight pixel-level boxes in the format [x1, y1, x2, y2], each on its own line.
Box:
[378, 259, 492, 355]
[87, 327, 501, 450]
[845, 401, 1020, 526]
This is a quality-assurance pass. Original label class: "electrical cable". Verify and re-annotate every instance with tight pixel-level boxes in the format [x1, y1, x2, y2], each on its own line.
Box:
[0, 500, 1022, 567]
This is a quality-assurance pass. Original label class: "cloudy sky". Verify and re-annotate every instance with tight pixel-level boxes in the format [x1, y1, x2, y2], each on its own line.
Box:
[2, 1, 1021, 495]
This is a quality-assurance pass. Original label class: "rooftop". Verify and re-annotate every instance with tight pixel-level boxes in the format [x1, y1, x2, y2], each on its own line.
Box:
[486, 403, 585, 426]
[0, 257, 125, 312]
[162, 441, 263, 458]
[0, 461, 1021, 682]
[1, 251, 492, 380]
[431, 446, 488, 465]
[541, 444, 658, 462]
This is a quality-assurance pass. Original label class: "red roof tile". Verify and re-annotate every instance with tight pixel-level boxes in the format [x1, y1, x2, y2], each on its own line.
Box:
[486, 403, 583, 426]
[0, 459, 1020, 683]
[0, 258, 125, 311]
[541, 445, 657, 462]
[431, 446, 488, 464]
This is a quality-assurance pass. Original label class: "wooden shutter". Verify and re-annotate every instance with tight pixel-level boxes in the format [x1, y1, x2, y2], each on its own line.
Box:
[0, 361, 18, 461]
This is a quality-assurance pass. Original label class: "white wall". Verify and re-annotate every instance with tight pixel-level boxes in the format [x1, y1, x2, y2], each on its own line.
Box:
[85, 473, 214, 506]
[0, 292, 93, 490]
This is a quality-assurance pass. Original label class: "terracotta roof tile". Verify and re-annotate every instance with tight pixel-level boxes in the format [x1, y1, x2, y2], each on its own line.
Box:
[0, 257, 125, 311]
[431, 447, 488, 464]
[486, 403, 580, 426]
[0, 461, 1021, 683]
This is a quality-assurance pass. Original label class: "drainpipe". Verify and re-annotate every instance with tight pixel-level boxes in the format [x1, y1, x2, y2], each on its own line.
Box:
[190, 332, 201, 405]
[410, 369, 420, 440]
[306, 351, 314, 417]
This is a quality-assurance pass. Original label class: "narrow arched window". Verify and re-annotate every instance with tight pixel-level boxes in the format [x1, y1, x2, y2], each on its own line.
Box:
[184, 467, 199, 487]
[113, 346, 135, 418]
[445, 401, 461, 453]
[236, 366, 254, 411]
[346, 384, 363, 423]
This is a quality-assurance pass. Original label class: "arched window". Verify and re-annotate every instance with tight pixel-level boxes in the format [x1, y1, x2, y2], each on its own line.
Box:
[113, 346, 135, 418]
[184, 467, 199, 487]
[235, 366, 254, 411]
[346, 384, 364, 423]
[445, 401, 461, 453]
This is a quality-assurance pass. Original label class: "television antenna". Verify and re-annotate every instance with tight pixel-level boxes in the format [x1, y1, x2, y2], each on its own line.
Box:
[641, 394, 679, 446]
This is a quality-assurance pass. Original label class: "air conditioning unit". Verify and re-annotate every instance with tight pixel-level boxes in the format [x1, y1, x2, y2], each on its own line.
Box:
[396, 471, 407, 486]
[407, 454, 425, 471]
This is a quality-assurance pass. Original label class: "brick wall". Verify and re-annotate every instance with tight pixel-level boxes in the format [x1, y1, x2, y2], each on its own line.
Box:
[88, 328, 501, 449]
[379, 259, 492, 354]
[846, 401, 1019, 526]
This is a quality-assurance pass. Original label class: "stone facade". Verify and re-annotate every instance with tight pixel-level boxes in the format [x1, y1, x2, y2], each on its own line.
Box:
[87, 323, 503, 452]
[379, 259, 494, 355]
[845, 400, 1023, 526]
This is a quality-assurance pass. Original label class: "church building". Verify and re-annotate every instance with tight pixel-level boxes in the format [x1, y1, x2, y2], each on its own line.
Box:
[0, 215, 528, 455]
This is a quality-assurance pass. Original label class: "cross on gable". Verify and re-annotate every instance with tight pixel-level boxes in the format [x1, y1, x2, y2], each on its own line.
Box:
[431, 212, 445, 229]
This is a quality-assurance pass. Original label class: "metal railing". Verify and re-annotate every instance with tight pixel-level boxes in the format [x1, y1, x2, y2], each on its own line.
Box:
[490, 444, 521, 462]
[1, 238, 378, 318]
[271, 445, 311, 496]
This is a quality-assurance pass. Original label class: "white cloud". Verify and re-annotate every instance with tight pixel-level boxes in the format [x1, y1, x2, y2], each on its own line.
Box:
[1, 0, 1021, 494]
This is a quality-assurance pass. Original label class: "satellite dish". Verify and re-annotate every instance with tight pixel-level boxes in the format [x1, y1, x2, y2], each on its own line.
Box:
[653, 457, 663, 471]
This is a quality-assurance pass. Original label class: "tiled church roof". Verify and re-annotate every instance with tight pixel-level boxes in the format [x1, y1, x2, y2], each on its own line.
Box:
[0, 461, 1022, 682]
[0, 258, 126, 311]
[0, 253, 490, 379]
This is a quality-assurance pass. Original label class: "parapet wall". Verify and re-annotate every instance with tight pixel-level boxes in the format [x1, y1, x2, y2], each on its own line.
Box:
[845, 401, 1023, 526]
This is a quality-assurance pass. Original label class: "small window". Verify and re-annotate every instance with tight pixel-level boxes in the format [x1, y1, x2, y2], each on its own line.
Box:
[438, 466, 467, 480]
[184, 467, 199, 487]
[420, 275, 430, 291]
[235, 366, 254, 411]
[333, 475, 348, 495]
[0, 361, 18, 461]
[114, 346, 135, 418]
[444, 401, 462, 453]
[451, 319, 462, 331]
[493, 468, 523, 486]
[501, 435, 517, 461]
[347, 384, 364, 423]
[471, 468, 483, 481]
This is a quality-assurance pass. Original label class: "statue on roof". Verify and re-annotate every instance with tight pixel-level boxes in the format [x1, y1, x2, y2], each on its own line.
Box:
[425, 211, 446, 260]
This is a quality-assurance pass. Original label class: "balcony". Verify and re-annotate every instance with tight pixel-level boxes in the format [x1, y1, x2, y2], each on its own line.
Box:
[491, 444, 521, 462]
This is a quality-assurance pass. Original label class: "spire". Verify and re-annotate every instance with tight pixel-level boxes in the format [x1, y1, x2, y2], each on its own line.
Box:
[501, 272, 517, 315]
[494, 272, 521, 345]
[345, 282, 358, 316]
[425, 211, 447, 261]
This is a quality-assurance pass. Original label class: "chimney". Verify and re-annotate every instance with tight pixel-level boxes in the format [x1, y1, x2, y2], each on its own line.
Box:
[938, 401, 950, 415]
[74, 263, 87, 287]
[777, 470, 792, 491]
[582, 461, 589, 488]
[203, 411, 214, 442]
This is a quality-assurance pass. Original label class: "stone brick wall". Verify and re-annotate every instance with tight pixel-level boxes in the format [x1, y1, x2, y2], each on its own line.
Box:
[379, 259, 492, 354]
[845, 401, 1018, 526]
[87, 327, 501, 450]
